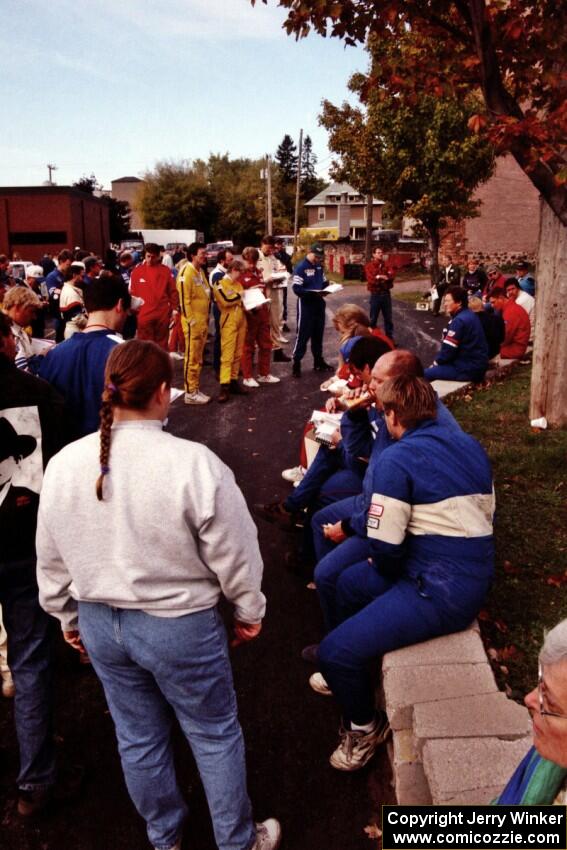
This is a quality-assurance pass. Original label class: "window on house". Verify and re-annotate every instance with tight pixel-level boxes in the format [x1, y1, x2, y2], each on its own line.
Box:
[318, 207, 326, 221]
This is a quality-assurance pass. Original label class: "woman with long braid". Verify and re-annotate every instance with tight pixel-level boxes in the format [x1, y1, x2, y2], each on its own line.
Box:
[35, 340, 281, 850]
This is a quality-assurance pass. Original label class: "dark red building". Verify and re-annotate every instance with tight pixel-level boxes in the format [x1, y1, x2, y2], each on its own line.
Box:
[0, 186, 110, 260]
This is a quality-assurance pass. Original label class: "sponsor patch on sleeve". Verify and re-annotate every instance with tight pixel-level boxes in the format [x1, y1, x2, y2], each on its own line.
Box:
[368, 503, 384, 518]
[367, 517, 380, 529]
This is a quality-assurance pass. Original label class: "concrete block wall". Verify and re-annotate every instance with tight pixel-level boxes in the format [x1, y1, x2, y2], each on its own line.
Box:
[383, 625, 532, 805]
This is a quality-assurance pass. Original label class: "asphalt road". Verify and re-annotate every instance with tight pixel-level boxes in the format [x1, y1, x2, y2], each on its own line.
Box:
[0, 283, 442, 850]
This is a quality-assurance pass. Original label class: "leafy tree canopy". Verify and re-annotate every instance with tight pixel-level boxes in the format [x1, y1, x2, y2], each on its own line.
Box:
[252, 0, 567, 225]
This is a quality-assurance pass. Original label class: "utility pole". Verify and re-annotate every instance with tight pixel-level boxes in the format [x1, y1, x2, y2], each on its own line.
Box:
[364, 193, 373, 261]
[46, 163, 57, 185]
[266, 155, 273, 235]
[293, 129, 303, 254]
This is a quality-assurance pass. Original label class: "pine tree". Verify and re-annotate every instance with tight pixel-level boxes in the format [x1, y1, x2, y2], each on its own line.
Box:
[301, 135, 323, 199]
[275, 134, 298, 182]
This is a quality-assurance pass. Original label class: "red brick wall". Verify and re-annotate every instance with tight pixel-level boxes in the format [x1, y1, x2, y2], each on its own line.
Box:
[440, 156, 540, 266]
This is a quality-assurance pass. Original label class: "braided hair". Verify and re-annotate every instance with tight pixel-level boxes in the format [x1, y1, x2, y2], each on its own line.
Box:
[96, 340, 173, 501]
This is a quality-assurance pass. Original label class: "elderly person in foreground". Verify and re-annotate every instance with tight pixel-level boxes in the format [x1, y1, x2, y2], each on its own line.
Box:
[496, 620, 567, 805]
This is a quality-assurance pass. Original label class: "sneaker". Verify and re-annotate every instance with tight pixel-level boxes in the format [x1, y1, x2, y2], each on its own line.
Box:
[273, 349, 291, 363]
[277, 336, 289, 345]
[243, 377, 260, 388]
[314, 360, 334, 372]
[218, 385, 230, 403]
[329, 713, 391, 772]
[292, 360, 301, 378]
[169, 351, 184, 360]
[257, 374, 280, 384]
[1, 672, 15, 698]
[301, 644, 319, 664]
[251, 818, 282, 850]
[309, 672, 332, 696]
[253, 501, 296, 530]
[281, 465, 305, 484]
[184, 390, 211, 405]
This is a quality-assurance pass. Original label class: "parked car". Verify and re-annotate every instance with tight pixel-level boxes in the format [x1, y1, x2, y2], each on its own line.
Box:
[205, 241, 234, 265]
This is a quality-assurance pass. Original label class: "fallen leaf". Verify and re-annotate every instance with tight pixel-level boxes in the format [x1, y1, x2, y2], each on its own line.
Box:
[546, 572, 567, 587]
[477, 608, 490, 621]
[494, 618, 509, 634]
[503, 560, 521, 575]
[364, 825, 383, 839]
[500, 645, 524, 661]
[487, 647, 499, 661]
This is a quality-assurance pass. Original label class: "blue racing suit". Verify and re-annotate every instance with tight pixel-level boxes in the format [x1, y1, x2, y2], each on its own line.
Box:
[425, 307, 488, 382]
[292, 257, 327, 364]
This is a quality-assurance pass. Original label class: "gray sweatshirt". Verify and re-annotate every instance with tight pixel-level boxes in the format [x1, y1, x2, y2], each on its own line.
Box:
[36, 420, 266, 631]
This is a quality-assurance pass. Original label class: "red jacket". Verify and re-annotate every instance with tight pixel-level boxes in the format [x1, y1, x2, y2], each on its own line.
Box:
[241, 268, 265, 292]
[364, 259, 395, 293]
[130, 263, 178, 322]
[501, 300, 530, 359]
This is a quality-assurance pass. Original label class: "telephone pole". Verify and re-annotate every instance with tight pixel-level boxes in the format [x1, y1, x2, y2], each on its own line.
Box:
[293, 129, 303, 253]
[265, 155, 273, 235]
[46, 163, 58, 185]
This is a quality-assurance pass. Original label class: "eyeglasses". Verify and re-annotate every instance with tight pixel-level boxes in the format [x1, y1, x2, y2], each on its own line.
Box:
[538, 664, 567, 720]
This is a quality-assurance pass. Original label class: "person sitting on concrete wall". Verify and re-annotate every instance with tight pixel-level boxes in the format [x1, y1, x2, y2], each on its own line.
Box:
[424, 286, 489, 383]
[489, 286, 531, 360]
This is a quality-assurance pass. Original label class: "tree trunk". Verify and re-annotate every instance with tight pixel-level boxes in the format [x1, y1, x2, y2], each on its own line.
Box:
[530, 202, 567, 427]
[428, 227, 440, 288]
[364, 194, 373, 262]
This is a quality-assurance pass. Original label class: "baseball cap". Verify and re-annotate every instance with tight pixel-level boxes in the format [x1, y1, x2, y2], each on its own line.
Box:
[26, 265, 45, 279]
[310, 243, 325, 257]
[339, 335, 363, 363]
[487, 264, 499, 274]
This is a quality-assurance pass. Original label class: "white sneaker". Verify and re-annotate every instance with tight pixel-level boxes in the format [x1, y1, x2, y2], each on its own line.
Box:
[277, 336, 289, 344]
[250, 819, 282, 850]
[243, 377, 260, 388]
[281, 465, 306, 484]
[329, 714, 390, 771]
[184, 390, 210, 405]
[169, 351, 184, 360]
[257, 374, 280, 384]
[1, 672, 15, 699]
[309, 672, 332, 696]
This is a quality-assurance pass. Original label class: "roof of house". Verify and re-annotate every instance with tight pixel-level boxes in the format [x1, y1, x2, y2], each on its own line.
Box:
[111, 176, 144, 184]
[305, 181, 383, 207]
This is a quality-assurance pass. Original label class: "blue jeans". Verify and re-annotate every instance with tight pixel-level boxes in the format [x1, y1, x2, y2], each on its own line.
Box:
[369, 292, 393, 338]
[0, 559, 56, 790]
[317, 556, 492, 726]
[78, 603, 255, 850]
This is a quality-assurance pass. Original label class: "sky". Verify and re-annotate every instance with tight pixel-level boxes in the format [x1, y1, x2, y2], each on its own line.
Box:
[1, 0, 367, 189]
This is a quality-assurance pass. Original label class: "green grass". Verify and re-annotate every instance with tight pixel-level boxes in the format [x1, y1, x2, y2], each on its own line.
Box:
[392, 290, 429, 304]
[446, 366, 567, 699]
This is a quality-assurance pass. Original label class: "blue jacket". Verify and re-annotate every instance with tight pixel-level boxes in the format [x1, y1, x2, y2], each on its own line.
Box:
[39, 330, 121, 439]
[435, 307, 488, 379]
[353, 418, 494, 582]
[44, 268, 64, 296]
[343, 398, 460, 538]
[517, 274, 535, 297]
[292, 257, 327, 299]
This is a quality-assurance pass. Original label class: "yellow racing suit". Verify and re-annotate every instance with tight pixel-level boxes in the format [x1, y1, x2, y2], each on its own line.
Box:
[177, 262, 211, 394]
[213, 275, 246, 385]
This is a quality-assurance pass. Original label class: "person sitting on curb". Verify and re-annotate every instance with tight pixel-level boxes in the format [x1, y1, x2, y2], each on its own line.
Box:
[489, 285, 531, 361]
[468, 296, 505, 361]
[495, 618, 567, 804]
[424, 286, 489, 383]
[515, 260, 536, 297]
[214, 260, 249, 403]
[505, 277, 535, 324]
[305, 375, 495, 772]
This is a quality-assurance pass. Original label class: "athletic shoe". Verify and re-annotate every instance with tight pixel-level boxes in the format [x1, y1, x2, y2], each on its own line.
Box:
[253, 501, 295, 530]
[17, 764, 85, 818]
[218, 385, 230, 403]
[251, 819, 282, 850]
[1, 672, 15, 698]
[273, 349, 291, 363]
[257, 374, 280, 384]
[169, 351, 184, 360]
[301, 644, 319, 664]
[184, 390, 211, 405]
[329, 713, 391, 772]
[277, 336, 289, 344]
[281, 465, 305, 484]
[314, 360, 334, 372]
[292, 360, 301, 378]
[309, 672, 332, 696]
[243, 377, 260, 388]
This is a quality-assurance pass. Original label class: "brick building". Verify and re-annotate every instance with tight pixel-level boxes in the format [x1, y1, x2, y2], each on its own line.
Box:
[0, 186, 110, 260]
[440, 156, 541, 266]
[110, 176, 145, 229]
